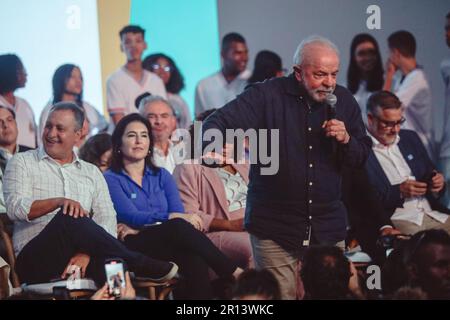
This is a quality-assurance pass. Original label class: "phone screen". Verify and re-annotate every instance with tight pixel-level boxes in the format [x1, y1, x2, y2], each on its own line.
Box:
[105, 260, 126, 298]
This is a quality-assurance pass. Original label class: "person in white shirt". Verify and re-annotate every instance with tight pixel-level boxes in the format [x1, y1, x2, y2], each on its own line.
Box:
[364, 91, 450, 236]
[438, 12, 450, 207]
[3, 101, 178, 286]
[346, 34, 384, 125]
[0, 54, 37, 149]
[383, 30, 434, 161]
[106, 25, 167, 129]
[138, 96, 183, 174]
[39, 64, 108, 147]
[195, 32, 250, 116]
[143, 53, 192, 129]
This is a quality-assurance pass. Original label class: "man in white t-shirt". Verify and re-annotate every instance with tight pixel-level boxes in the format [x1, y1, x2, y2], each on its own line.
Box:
[383, 30, 434, 162]
[0, 54, 37, 149]
[195, 33, 250, 116]
[106, 25, 166, 129]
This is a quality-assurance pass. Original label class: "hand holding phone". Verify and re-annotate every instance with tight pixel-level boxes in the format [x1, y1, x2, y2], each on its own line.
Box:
[104, 258, 126, 299]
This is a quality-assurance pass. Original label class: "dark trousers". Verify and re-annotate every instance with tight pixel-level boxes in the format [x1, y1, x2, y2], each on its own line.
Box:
[16, 211, 170, 286]
[124, 218, 237, 299]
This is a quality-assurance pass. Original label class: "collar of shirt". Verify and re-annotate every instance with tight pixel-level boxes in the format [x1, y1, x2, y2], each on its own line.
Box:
[368, 131, 401, 151]
[37, 145, 82, 168]
[0, 145, 18, 160]
[153, 140, 175, 157]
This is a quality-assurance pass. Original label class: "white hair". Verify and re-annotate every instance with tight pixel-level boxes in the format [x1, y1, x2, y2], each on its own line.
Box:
[293, 35, 340, 66]
[138, 95, 176, 116]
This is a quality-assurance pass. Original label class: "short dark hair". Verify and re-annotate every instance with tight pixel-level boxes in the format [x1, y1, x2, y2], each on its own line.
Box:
[222, 32, 246, 53]
[403, 229, 450, 266]
[366, 90, 402, 116]
[301, 246, 352, 299]
[0, 105, 16, 119]
[248, 50, 283, 84]
[110, 113, 159, 174]
[119, 25, 145, 39]
[142, 53, 185, 94]
[388, 30, 416, 58]
[48, 101, 85, 131]
[135, 92, 152, 110]
[0, 54, 24, 94]
[52, 64, 83, 105]
[79, 133, 112, 168]
[233, 269, 281, 300]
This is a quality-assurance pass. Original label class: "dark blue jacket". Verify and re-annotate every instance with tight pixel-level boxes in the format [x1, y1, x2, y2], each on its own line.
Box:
[365, 129, 450, 227]
[202, 74, 371, 251]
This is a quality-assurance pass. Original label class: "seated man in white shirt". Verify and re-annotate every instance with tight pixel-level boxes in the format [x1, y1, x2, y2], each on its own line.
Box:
[3, 102, 178, 285]
[106, 25, 167, 128]
[194, 32, 250, 116]
[138, 95, 183, 173]
[364, 91, 450, 236]
[383, 30, 434, 161]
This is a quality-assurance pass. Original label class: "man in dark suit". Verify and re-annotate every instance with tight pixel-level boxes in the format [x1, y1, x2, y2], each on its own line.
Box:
[0, 106, 32, 175]
[365, 91, 450, 236]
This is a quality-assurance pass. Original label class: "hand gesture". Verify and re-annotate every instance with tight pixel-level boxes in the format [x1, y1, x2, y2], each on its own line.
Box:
[323, 119, 350, 144]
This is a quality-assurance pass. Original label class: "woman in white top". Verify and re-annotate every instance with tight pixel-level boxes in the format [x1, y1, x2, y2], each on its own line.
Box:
[143, 53, 192, 129]
[347, 34, 384, 125]
[39, 64, 108, 146]
[0, 54, 37, 148]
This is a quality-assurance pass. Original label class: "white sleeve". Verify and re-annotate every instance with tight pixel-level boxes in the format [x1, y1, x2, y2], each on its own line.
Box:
[106, 78, 127, 115]
[4, 154, 33, 222]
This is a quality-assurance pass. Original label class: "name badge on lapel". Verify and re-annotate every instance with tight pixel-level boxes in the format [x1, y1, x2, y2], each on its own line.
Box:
[407, 154, 414, 161]
[131, 193, 137, 199]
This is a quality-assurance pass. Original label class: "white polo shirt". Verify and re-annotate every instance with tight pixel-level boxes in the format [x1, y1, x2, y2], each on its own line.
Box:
[392, 68, 434, 160]
[106, 67, 167, 117]
[0, 95, 37, 148]
[194, 69, 250, 116]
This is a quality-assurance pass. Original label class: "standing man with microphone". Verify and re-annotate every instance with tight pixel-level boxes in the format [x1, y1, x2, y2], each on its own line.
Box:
[201, 36, 371, 299]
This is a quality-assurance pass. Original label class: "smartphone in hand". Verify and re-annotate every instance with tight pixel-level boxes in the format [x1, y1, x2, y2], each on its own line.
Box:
[104, 258, 126, 299]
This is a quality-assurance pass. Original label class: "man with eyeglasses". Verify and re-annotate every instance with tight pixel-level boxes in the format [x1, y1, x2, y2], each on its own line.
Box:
[365, 91, 450, 238]
[138, 95, 181, 174]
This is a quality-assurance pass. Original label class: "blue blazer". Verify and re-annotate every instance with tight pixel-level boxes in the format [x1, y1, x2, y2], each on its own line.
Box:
[365, 130, 449, 227]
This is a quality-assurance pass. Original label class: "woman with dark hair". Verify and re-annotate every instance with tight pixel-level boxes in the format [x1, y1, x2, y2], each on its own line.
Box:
[79, 133, 113, 173]
[247, 50, 284, 84]
[103, 113, 241, 299]
[39, 64, 108, 146]
[347, 34, 384, 124]
[143, 53, 191, 129]
[0, 54, 37, 148]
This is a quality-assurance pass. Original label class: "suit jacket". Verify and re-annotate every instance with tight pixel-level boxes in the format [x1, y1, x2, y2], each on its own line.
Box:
[365, 130, 450, 227]
[173, 163, 253, 268]
[0, 145, 32, 174]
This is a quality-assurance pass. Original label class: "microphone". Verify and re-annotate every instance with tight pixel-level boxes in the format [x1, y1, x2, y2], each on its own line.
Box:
[325, 93, 337, 120]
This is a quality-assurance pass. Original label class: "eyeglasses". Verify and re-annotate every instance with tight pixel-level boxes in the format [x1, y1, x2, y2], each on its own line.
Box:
[374, 116, 406, 129]
[151, 64, 171, 72]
